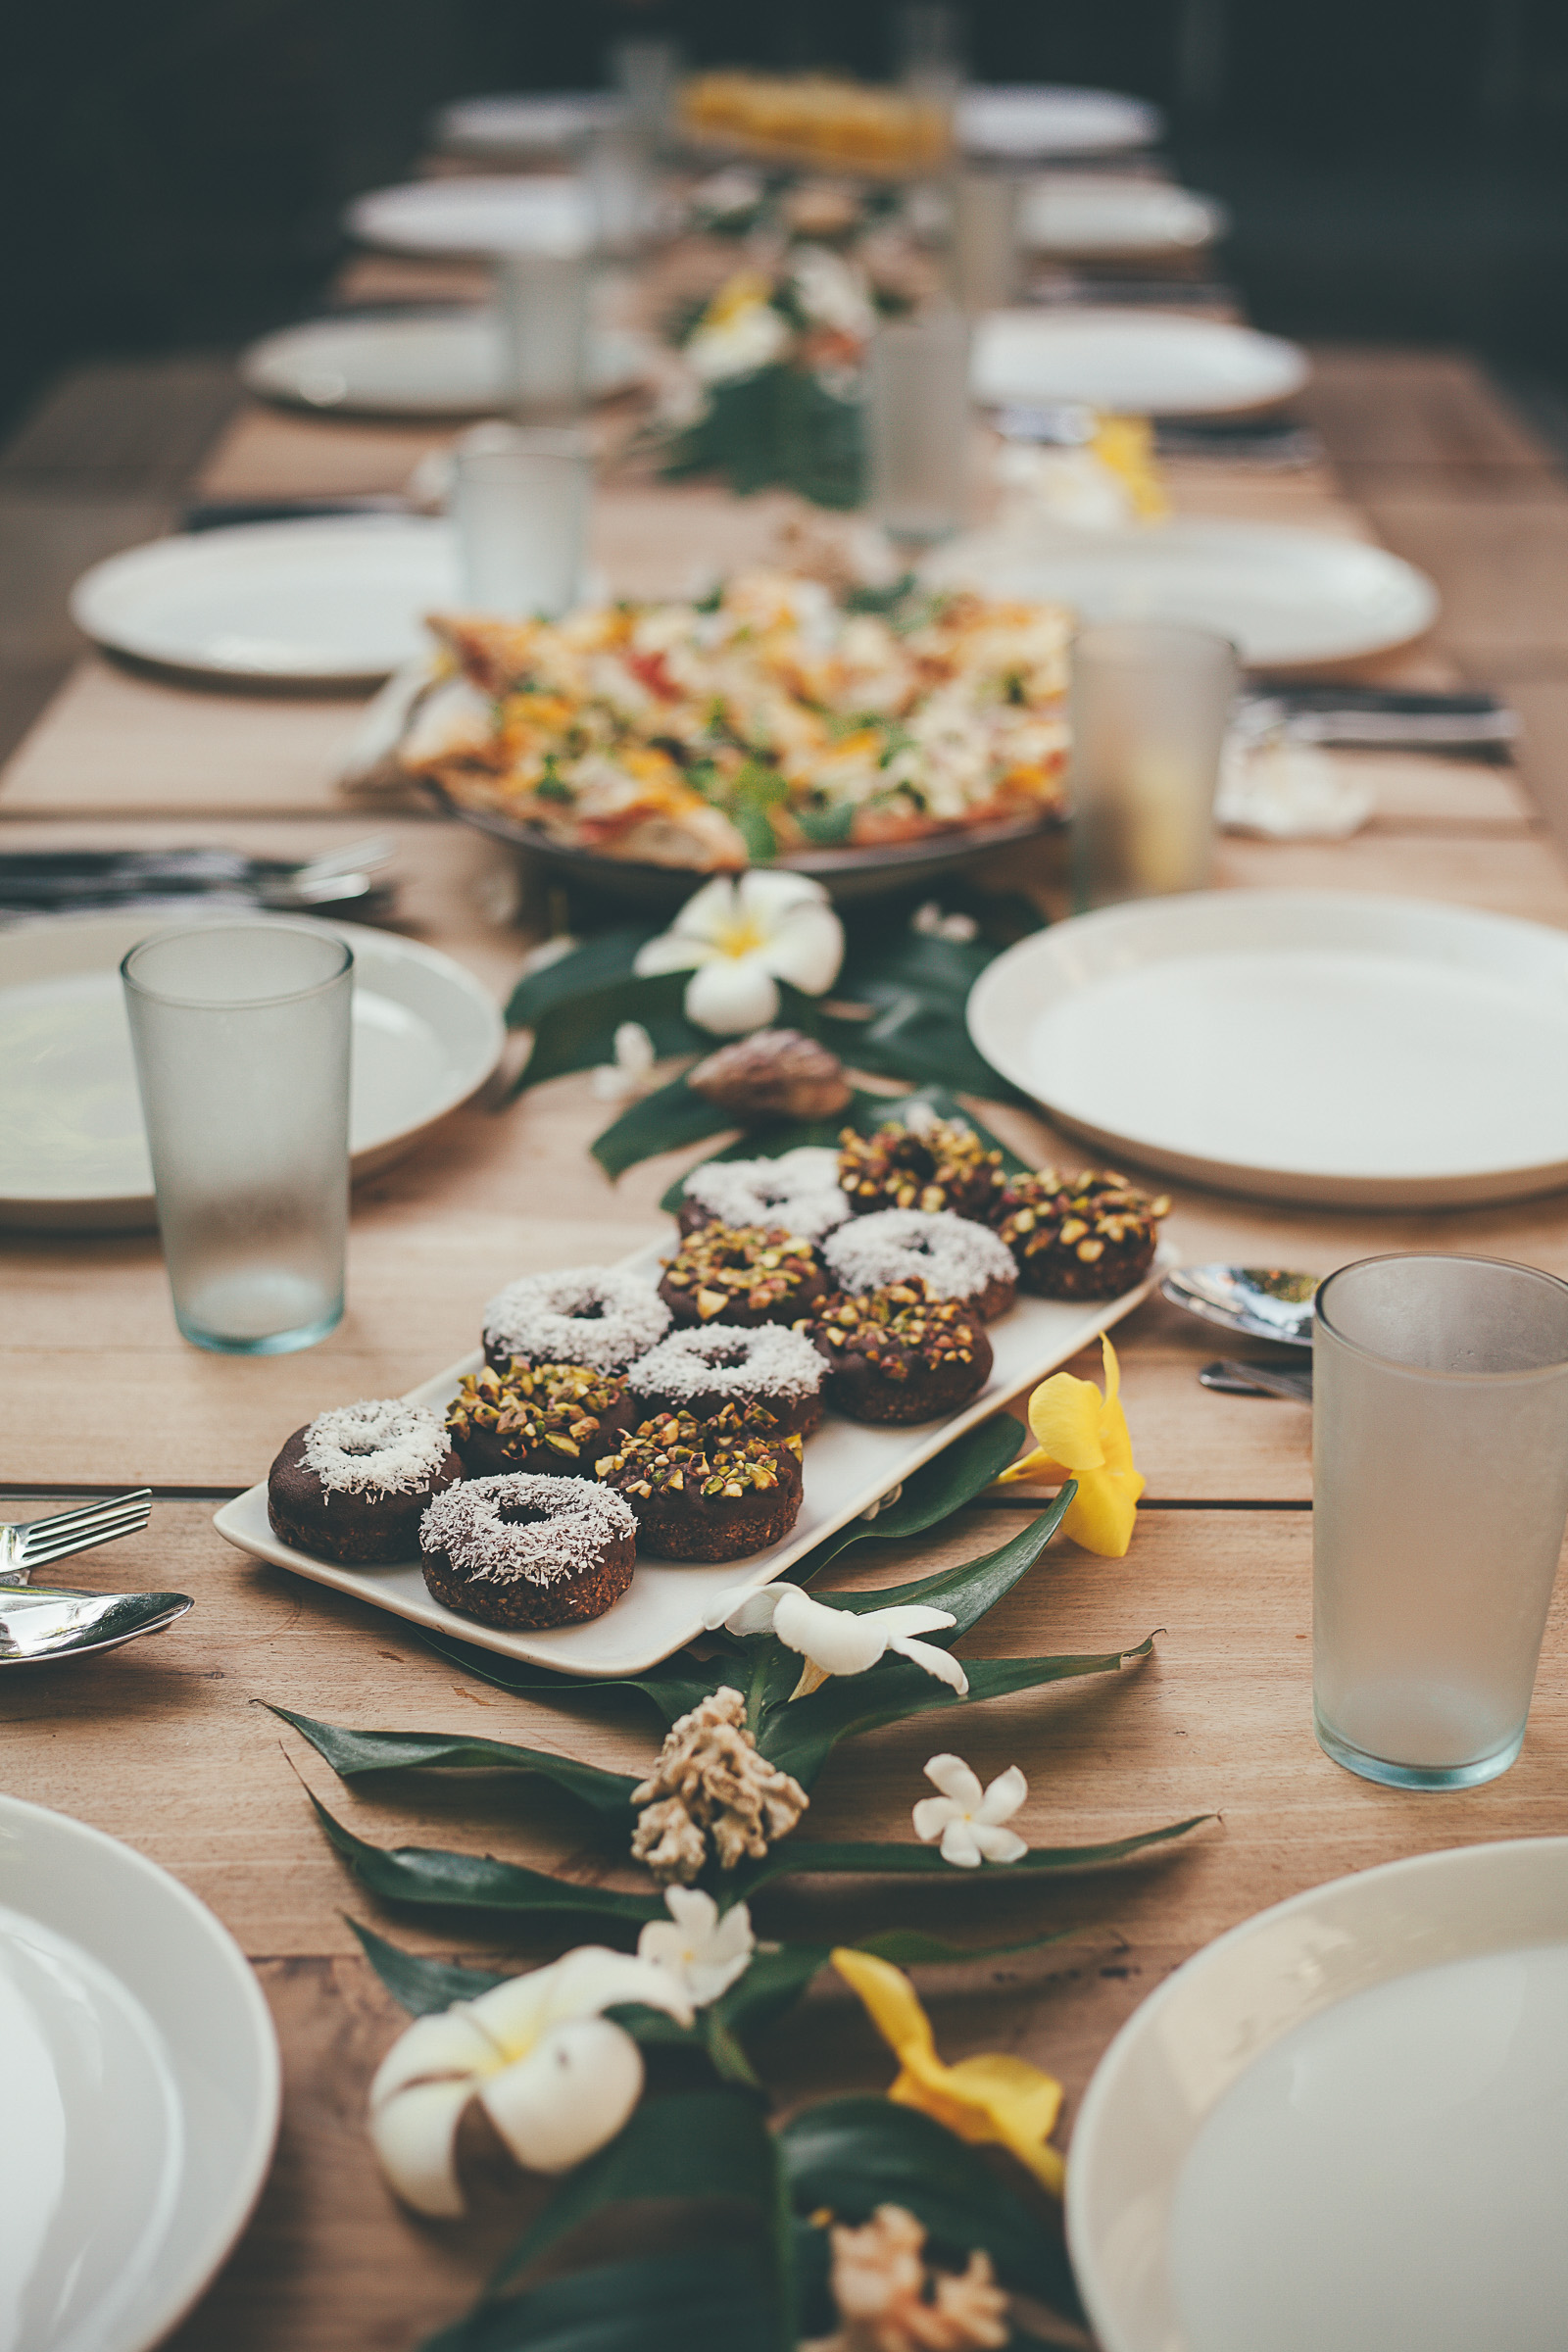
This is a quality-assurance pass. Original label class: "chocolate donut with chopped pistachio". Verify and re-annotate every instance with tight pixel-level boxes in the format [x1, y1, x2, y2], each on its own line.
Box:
[838, 1112, 1005, 1221]
[658, 1223, 829, 1331]
[444, 1360, 637, 1478]
[992, 1168, 1170, 1300]
[595, 1406, 804, 1561]
[625, 1321, 827, 1441]
[806, 1279, 993, 1426]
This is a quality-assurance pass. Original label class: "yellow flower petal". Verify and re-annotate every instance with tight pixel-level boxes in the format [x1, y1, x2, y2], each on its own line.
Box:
[832, 1950, 1066, 2197]
[997, 1338, 1144, 1557]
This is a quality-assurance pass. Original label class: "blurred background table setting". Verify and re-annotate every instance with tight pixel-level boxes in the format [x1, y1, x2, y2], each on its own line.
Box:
[6, 4, 1568, 2347]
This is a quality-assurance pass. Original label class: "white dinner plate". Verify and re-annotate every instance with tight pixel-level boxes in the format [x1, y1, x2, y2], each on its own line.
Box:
[920, 520, 1438, 668]
[0, 1793, 280, 2352]
[958, 84, 1162, 159]
[1017, 174, 1227, 259]
[0, 912, 504, 1231]
[70, 516, 459, 684]
[214, 1239, 1167, 1678]
[1068, 1838, 1568, 2352]
[433, 92, 620, 160]
[347, 174, 596, 258]
[241, 312, 653, 417]
[967, 889, 1568, 1208]
[970, 310, 1308, 416]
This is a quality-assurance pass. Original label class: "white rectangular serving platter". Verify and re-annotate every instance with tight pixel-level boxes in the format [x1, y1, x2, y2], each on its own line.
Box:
[214, 1239, 1166, 1678]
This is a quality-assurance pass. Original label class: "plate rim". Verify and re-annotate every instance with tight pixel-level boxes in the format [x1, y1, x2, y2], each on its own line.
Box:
[1016, 175, 1228, 256]
[238, 311, 651, 418]
[212, 1239, 1168, 1677]
[346, 172, 595, 259]
[1065, 1834, 1568, 2352]
[958, 83, 1163, 156]
[966, 886, 1568, 1207]
[68, 513, 456, 684]
[0, 907, 505, 1225]
[970, 307, 1310, 416]
[0, 1789, 281, 2352]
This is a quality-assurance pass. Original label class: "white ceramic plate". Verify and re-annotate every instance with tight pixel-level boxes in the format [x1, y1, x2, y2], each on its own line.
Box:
[0, 1793, 280, 2352]
[1068, 1838, 1568, 2352]
[0, 912, 504, 1231]
[241, 312, 652, 417]
[1017, 175, 1227, 258]
[967, 889, 1568, 1209]
[971, 309, 1308, 416]
[347, 174, 596, 258]
[213, 1240, 1167, 1677]
[433, 92, 620, 160]
[959, 85, 1162, 158]
[70, 516, 459, 683]
[920, 520, 1438, 668]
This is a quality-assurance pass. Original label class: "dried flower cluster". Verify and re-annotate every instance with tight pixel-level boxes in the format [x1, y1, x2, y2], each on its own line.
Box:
[806, 2205, 1009, 2352]
[598, 1408, 795, 1498]
[444, 1361, 622, 1461]
[630, 1687, 808, 1884]
[839, 1119, 1004, 1219]
[812, 1283, 981, 1378]
[662, 1223, 823, 1321]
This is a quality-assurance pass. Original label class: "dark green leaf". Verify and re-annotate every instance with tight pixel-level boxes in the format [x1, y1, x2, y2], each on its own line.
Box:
[591, 1071, 736, 1181]
[777, 1415, 1026, 1592]
[270, 1707, 640, 1823]
[779, 2095, 1082, 2320]
[736, 1809, 1214, 1896]
[732, 798, 778, 861]
[513, 970, 701, 1099]
[305, 1789, 662, 1935]
[801, 1489, 1070, 1640]
[348, 1916, 505, 2013]
[504, 930, 652, 1029]
[422, 2247, 777, 2352]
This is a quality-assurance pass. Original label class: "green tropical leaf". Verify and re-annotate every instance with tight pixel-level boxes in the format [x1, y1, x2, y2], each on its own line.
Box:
[591, 1070, 737, 1181]
[271, 1708, 641, 1823]
[306, 1788, 662, 1935]
[504, 930, 650, 1028]
[422, 2247, 778, 2352]
[778, 2095, 1082, 2321]
[735, 1809, 1213, 1897]
[348, 1916, 506, 2013]
[775, 1415, 1027, 1592]
[510, 970, 703, 1100]
[412, 1635, 718, 1731]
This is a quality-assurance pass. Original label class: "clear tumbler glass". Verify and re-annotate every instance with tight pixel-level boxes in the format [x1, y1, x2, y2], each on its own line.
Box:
[495, 248, 592, 418]
[952, 170, 1019, 312]
[452, 422, 591, 616]
[1069, 620, 1238, 908]
[121, 922, 352, 1355]
[1314, 1253, 1568, 1788]
[865, 304, 972, 544]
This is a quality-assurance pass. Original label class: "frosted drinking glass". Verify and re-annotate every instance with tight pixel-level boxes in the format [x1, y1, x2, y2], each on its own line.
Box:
[953, 170, 1018, 312]
[121, 922, 352, 1355]
[866, 306, 972, 543]
[1314, 1253, 1568, 1788]
[494, 248, 592, 418]
[452, 423, 591, 616]
[1069, 620, 1237, 907]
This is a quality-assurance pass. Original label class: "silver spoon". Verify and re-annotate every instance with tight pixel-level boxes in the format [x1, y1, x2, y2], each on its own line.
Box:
[1160, 1264, 1319, 1350]
[0, 1585, 193, 1666]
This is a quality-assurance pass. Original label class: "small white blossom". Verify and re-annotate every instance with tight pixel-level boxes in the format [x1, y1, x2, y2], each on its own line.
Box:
[592, 1019, 657, 1102]
[911, 1753, 1029, 1869]
[911, 902, 979, 944]
[637, 1886, 756, 2004]
[706, 1582, 966, 1703]
[789, 244, 875, 339]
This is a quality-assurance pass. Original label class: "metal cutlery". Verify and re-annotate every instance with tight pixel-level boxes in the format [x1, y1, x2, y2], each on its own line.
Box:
[1239, 684, 1518, 759]
[0, 1490, 153, 1585]
[1161, 1265, 1318, 1349]
[0, 1585, 194, 1665]
[1200, 1358, 1313, 1403]
[0, 839, 395, 922]
[180, 495, 414, 532]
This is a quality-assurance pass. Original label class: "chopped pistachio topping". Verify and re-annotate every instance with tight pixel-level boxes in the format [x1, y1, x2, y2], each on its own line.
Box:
[446, 1358, 622, 1455]
[838, 1117, 1004, 1215]
[809, 1278, 980, 1373]
[596, 1407, 789, 1497]
[996, 1168, 1169, 1264]
[662, 1222, 821, 1316]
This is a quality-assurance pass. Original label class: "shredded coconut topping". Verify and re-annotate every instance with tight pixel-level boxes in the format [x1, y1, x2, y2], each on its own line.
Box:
[682, 1147, 851, 1242]
[483, 1266, 671, 1372]
[627, 1320, 826, 1404]
[419, 1472, 637, 1589]
[302, 1399, 453, 1495]
[826, 1209, 1015, 1303]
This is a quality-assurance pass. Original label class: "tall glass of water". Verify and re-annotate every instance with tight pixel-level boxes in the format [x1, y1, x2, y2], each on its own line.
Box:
[122, 922, 352, 1354]
[1069, 621, 1238, 907]
[865, 304, 972, 544]
[452, 422, 591, 616]
[1314, 1253, 1568, 1788]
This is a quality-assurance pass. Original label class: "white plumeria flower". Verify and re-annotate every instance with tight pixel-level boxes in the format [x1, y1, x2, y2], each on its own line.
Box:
[633, 871, 844, 1037]
[705, 1582, 967, 1702]
[687, 301, 791, 383]
[637, 1886, 756, 2006]
[367, 1946, 691, 2217]
[912, 1753, 1029, 1869]
[591, 1019, 657, 1102]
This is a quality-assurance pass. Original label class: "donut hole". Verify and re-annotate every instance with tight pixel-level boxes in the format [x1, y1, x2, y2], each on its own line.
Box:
[496, 1503, 552, 1530]
[705, 1343, 751, 1369]
[573, 1298, 608, 1321]
[336, 1437, 386, 1457]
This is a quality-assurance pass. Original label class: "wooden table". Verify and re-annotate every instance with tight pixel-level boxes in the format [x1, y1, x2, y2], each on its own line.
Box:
[5, 321, 1568, 2351]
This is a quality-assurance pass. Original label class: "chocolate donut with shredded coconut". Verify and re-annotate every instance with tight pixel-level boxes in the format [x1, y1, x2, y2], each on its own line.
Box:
[824, 1208, 1017, 1322]
[419, 1472, 638, 1629]
[677, 1147, 851, 1244]
[267, 1398, 463, 1565]
[482, 1265, 670, 1374]
[626, 1321, 827, 1440]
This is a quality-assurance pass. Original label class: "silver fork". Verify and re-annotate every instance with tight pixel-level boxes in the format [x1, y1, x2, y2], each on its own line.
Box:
[0, 1491, 153, 1587]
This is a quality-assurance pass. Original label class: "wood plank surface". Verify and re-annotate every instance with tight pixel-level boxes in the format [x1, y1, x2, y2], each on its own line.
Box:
[6, 332, 1568, 2348]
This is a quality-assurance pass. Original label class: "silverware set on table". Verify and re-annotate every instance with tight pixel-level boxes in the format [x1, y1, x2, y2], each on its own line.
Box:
[0, 838, 396, 924]
[0, 1491, 192, 1664]
[1162, 1263, 1316, 1400]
